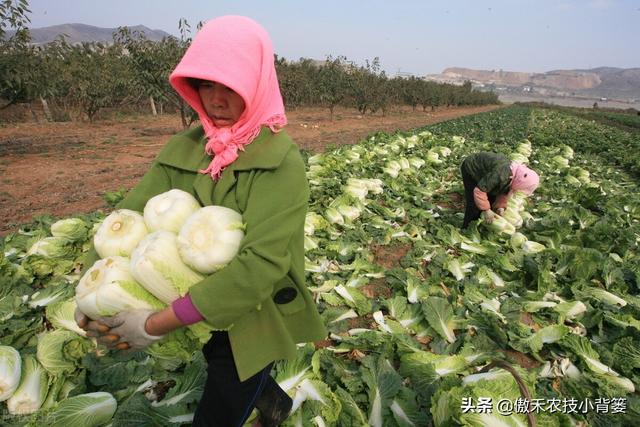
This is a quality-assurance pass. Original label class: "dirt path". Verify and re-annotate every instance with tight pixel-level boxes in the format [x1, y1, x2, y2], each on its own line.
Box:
[0, 105, 500, 234]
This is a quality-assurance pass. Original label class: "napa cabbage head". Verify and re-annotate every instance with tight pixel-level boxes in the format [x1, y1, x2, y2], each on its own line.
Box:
[304, 212, 328, 235]
[483, 212, 516, 235]
[332, 196, 363, 223]
[36, 329, 93, 375]
[565, 175, 582, 187]
[571, 167, 590, 184]
[398, 157, 411, 170]
[383, 160, 402, 177]
[6, 355, 49, 415]
[50, 218, 89, 242]
[46, 298, 87, 336]
[426, 150, 443, 165]
[325, 207, 344, 225]
[409, 157, 426, 169]
[76, 256, 164, 319]
[502, 207, 523, 228]
[177, 205, 245, 274]
[94, 209, 148, 258]
[560, 144, 574, 159]
[130, 231, 204, 303]
[26, 237, 69, 258]
[510, 232, 527, 249]
[516, 142, 532, 157]
[344, 181, 368, 200]
[347, 178, 383, 195]
[0, 345, 21, 402]
[143, 189, 201, 233]
[552, 155, 570, 169]
[510, 152, 529, 164]
[521, 240, 546, 254]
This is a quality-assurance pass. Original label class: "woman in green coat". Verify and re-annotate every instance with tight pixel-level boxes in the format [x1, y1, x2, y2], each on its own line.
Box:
[75, 16, 326, 427]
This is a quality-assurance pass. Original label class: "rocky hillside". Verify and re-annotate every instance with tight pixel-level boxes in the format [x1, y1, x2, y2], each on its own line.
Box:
[427, 67, 640, 101]
[7, 23, 171, 45]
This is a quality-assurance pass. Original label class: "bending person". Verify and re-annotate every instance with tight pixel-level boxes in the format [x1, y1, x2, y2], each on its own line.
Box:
[460, 151, 539, 228]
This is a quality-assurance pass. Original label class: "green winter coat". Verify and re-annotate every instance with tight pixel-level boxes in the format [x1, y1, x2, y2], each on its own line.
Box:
[461, 152, 512, 196]
[84, 125, 327, 381]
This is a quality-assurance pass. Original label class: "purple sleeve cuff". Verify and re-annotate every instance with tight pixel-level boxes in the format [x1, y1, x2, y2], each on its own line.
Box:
[172, 294, 205, 325]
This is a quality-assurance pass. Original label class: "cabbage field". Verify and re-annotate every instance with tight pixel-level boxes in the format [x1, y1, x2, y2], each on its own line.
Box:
[1, 105, 640, 426]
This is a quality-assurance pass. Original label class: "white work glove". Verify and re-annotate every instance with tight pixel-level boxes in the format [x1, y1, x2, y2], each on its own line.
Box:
[483, 210, 496, 224]
[97, 309, 164, 351]
[496, 208, 505, 216]
[75, 307, 110, 336]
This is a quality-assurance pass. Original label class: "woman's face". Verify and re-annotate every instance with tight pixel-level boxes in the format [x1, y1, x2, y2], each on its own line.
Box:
[197, 80, 246, 128]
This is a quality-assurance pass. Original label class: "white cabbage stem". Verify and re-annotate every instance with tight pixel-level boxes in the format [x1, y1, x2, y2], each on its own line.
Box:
[94, 209, 148, 258]
[144, 189, 201, 233]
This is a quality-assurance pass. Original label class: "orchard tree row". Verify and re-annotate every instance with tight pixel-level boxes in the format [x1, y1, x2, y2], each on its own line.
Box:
[0, 5, 498, 125]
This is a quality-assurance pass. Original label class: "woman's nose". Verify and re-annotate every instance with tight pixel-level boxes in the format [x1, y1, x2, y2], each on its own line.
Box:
[210, 86, 228, 107]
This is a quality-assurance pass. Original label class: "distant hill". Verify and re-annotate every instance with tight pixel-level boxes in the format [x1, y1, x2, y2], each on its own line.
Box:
[6, 23, 172, 45]
[425, 67, 640, 102]
[573, 67, 640, 100]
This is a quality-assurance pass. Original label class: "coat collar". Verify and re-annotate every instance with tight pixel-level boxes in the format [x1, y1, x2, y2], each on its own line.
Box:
[156, 125, 294, 206]
[156, 126, 293, 173]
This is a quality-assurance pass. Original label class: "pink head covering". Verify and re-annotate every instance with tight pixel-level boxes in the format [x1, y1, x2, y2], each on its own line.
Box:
[169, 16, 287, 180]
[510, 162, 540, 195]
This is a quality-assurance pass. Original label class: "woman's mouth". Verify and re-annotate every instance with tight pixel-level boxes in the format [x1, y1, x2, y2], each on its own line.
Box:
[212, 115, 235, 127]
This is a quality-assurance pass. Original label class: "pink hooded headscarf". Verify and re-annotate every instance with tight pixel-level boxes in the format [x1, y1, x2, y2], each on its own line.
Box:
[510, 163, 540, 195]
[169, 16, 287, 180]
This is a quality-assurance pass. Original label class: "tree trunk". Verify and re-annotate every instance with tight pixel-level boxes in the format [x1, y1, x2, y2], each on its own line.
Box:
[150, 96, 157, 116]
[29, 102, 39, 123]
[40, 97, 53, 121]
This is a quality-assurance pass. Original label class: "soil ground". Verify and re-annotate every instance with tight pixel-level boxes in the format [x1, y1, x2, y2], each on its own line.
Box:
[0, 104, 499, 235]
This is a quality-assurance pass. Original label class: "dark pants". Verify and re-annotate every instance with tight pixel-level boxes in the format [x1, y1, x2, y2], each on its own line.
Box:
[192, 331, 276, 427]
[461, 165, 495, 228]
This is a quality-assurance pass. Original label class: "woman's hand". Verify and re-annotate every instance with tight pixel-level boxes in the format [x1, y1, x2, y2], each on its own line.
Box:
[74, 307, 113, 337]
[483, 209, 496, 224]
[74, 307, 89, 330]
[96, 309, 165, 351]
[93, 306, 185, 351]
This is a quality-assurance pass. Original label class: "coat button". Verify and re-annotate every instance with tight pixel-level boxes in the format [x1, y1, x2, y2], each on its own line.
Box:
[273, 287, 297, 304]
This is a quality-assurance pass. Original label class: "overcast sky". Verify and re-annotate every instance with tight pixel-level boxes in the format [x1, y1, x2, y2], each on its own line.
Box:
[26, 0, 640, 76]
